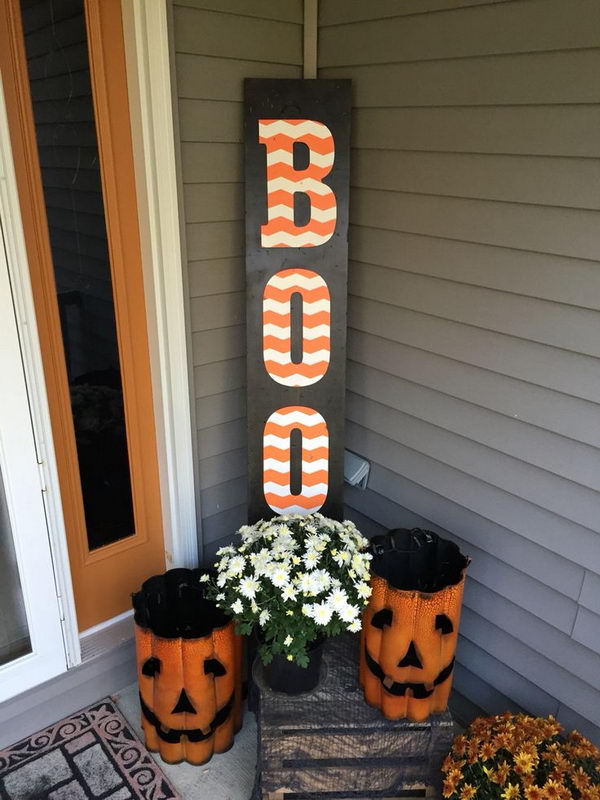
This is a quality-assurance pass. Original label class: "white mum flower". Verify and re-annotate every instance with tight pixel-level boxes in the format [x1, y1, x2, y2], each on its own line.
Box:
[347, 619, 362, 633]
[339, 603, 360, 623]
[303, 550, 320, 569]
[199, 573, 210, 583]
[356, 582, 372, 600]
[270, 566, 290, 588]
[227, 555, 246, 576]
[302, 604, 314, 617]
[327, 588, 349, 611]
[239, 576, 260, 599]
[250, 548, 272, 576]
[217, 573, 227, 588]
[284, 635, 293, 647]
[259, 609, 271, 626]
[312, 601, 333, 626]
[216, 545, 235, 556]
[312, 569, 331, 593]
[333, 550, 351, 567]
[281, 585, 297, 602]
[231, 599, 243, 614]
[299, 572, 319, 596]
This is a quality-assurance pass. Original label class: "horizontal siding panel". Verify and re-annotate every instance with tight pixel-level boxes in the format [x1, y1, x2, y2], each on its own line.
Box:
[320, 0, 525, 27]
[197, 418, 246, 461]
[322, 49, 600, 106]
[190, 292, 244, 331]
[181, 142, 241, 183]
[198, 448, 246, 491]
[200, 475, 247, 518]
[195, 388, 246, 430]
[557, 704, 600, 746]
[352, 106, 600, 157]
[346, 420, 600, 572]
[186, 220, 243, 260]
[192, 325, 245, 366]
[203, 507, 247, 557]
[174, 0, 302, 23]
[461, 609, 600, 727]
[319, 0, 600, 67]
[571, 607, 600, 656]
[174, 6, 302, 64]
[176, 54, 300, 101]
[348, 472, 584, 601]
[179, 99, 242, 143]
[352, 150, 600, 210]
[464, 582, 600, 692]
[347, 329, 600, 448]
[457, 636, 559, 719]
[348, 300, 600, 405]
[350, 227, 600, 309]
[347, 362, 600, 492]
[193, 357, 245, 398]
[183, 183, 243, 222]
[345, 484, 578, 634]
[453, 662, 522, 719]
[351, 263, 600, 355]
[188, 257, 245, 297]
[347, 391, 600, 531]
[351, 189, 600, 260]
[579, 571, 600, 615]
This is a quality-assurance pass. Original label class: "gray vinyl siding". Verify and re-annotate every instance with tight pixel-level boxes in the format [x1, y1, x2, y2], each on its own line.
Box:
[171, 0, 304, 558]
[319, 0, 600, 744]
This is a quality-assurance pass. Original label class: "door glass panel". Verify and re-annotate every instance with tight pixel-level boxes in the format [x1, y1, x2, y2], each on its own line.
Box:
[19, 0, 135, 550]
[0, 464, 31, 666]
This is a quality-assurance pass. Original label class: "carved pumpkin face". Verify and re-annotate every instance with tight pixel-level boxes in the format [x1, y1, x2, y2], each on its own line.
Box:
[360, 529, 469, 722]
[133, 569, 242, 765]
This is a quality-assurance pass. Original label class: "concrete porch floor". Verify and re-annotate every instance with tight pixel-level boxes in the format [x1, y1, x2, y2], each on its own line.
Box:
[114, 683, 257, 800]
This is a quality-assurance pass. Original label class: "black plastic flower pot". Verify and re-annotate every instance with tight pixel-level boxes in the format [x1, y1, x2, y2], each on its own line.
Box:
[262, 638, 324, 695]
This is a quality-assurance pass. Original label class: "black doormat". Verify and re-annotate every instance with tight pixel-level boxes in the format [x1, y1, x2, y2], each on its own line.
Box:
[0, 698, 179, 800]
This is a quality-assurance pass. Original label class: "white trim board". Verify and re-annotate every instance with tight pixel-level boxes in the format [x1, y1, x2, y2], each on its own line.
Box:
[122, 0, 199, 570]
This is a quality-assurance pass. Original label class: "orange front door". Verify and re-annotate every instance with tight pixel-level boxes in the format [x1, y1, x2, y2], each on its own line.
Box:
[0, 0, 165, 630]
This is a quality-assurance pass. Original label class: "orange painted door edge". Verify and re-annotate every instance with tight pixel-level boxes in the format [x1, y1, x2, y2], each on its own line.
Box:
[0, 0, 165, 630]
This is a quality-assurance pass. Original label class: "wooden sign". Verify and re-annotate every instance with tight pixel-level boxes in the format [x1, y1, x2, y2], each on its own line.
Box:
[244, 79, 351, 522]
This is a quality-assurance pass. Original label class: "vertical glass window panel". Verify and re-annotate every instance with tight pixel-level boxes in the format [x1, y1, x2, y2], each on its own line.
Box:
[0, 465, 31, 666]
[20, 0, 135, 550]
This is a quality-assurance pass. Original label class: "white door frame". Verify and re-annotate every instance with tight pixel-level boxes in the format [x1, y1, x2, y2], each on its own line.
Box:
[121, 0, 199, 575]
[0, 75, 80, 670]
[0, 167, 67, 700]
[0, 0, 198, 674]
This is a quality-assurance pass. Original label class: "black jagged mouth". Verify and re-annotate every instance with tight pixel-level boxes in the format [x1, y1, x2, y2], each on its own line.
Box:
[140, 692, 233, 743]
[364, 646, 454, 699]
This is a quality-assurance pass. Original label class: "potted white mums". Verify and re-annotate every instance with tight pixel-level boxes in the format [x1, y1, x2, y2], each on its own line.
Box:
[203, 513, 372, 694]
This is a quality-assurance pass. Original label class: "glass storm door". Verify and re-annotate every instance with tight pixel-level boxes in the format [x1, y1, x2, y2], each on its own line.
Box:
[0, 216, 66, 701]
[0, 0, 165, 631]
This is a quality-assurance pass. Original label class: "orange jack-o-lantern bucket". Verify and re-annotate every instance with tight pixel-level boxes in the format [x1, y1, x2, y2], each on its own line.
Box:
[360, 529, 469, 723]
[133, 568, 243, 765]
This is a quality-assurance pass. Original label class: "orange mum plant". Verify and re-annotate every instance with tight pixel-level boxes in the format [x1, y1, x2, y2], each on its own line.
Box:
[442, 712, 600, 800]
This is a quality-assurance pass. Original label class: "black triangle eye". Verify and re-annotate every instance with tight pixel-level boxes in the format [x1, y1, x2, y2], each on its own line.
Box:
[204, 658, 227, 677]
[142, 657, 161, 677]
[371, 608, 393, 629]
[436, 614, 454, 635]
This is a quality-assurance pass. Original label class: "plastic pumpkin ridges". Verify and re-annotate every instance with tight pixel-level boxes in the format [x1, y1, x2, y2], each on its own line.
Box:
[132, 568, 243, 765]
[360, 528, 469, 722]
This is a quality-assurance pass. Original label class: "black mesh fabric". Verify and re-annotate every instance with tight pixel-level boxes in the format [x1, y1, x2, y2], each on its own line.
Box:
[251, 634, 454, 799]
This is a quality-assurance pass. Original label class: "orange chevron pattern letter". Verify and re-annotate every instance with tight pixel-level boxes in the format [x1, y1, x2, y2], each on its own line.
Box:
[263, 406, 329, 514]
[259, 119, 336, 248]
[263, 268, 331, 387]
